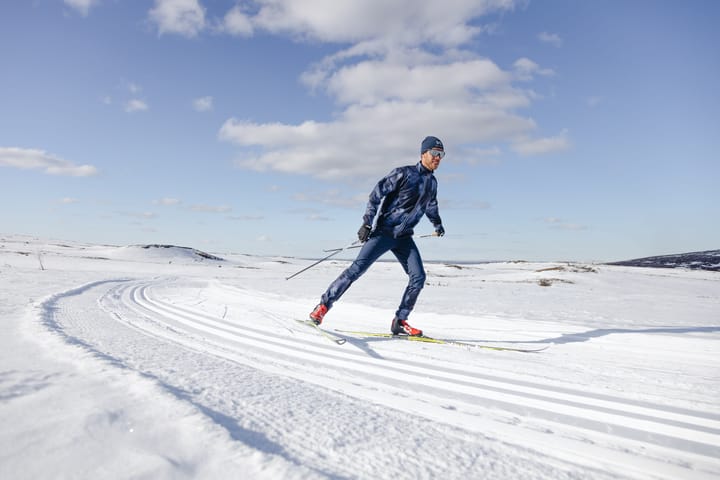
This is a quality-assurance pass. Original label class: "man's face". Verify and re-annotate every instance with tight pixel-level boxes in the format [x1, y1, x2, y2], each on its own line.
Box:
[421, 148, 444, 171]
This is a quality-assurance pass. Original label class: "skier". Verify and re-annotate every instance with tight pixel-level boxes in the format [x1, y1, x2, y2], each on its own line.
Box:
[309, 136, 446, 336]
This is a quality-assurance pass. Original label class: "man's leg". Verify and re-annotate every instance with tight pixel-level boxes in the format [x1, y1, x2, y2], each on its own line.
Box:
[320, 233, 394, 310]
[391, 237, 426, 320]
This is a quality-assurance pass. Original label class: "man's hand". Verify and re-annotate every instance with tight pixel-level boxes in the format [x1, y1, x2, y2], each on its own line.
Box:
[358, 224, 372, 243]
[435, 225, 445, 237]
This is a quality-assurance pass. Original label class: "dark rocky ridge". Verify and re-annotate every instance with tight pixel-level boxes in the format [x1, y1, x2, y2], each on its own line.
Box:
[607, 250, 720, 272]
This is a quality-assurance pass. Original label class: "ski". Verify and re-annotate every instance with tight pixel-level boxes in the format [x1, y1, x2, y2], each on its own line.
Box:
[295, 319, 347, 345]
[335, 330, 548, 352]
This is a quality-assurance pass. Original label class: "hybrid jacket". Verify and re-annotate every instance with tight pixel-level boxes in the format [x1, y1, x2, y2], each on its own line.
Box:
[363, 162, 442, 238]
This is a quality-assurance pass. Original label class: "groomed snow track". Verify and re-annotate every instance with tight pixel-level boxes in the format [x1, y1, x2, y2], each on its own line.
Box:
[41, 276, 720, 480]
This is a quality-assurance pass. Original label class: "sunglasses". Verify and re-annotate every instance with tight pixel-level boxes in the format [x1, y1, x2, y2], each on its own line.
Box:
[427, 149, 445, 159]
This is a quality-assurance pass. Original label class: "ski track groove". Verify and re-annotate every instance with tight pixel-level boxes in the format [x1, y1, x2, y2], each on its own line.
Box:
[59, 282, 545, 479]
[138, 284, 720, 453]
[153, 288, 720, 435]
[47, 277, 720, 480]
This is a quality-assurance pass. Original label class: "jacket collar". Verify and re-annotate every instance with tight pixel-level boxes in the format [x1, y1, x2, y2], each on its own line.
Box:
[416, 161, 434, 175]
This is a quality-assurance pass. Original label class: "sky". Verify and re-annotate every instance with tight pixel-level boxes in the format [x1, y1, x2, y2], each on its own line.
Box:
[1, 0, 718, 262]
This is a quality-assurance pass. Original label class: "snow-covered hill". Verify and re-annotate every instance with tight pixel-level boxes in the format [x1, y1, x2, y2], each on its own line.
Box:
[102, 244, 225, 263]
[1, 234, 719, 479]
[607, 250, 720, 272]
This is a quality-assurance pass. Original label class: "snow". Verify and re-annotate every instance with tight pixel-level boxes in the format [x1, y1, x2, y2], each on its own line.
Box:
[1, 234, 719, 479]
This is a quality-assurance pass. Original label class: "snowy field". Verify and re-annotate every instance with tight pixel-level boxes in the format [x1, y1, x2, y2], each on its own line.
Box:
[1, 234, 718, 480]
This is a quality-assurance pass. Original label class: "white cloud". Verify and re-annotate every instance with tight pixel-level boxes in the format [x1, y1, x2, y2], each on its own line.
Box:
[211, 0, 567, 177]
[513, 57, 555, 80]
[125, 99, 149, 113]
[250, 0, 514, 47]
[189, 204, 232, 213]
[544, 217, 587, 231]
[148, 0, 515, 44]
[193, 96, 213, 112]
[220, 90, 537, 179]
[154, 197, 182, 206]
[218, 37, 544, 178]
[222, 5, 254, 36]
[0, 147, 99, 177]
[227, 214, 264, 221]
[119, 211, 157, 219]
[64, 0, 99, 17]
[511, 130, 570, 156]
[307, 214, 333, 222]
[323, 59, 510, 106]
[149, 0, 206, 37]
[60, 197, 80, 204]
[538, 31, 563, 47]
[459, 145, 502, 165]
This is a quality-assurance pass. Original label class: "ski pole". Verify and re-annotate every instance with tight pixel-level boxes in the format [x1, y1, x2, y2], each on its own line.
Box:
[323, 244, 363, 253]
[286, 240, 361, 281]
[325, 232, 438, 250]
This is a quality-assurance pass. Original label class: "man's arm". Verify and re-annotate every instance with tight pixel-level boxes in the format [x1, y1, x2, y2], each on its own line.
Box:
[425, 179, 443, 233]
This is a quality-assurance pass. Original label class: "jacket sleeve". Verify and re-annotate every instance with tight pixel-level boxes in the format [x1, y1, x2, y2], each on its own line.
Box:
[362, 168, 404, 226]
[424, 179, 442, 227]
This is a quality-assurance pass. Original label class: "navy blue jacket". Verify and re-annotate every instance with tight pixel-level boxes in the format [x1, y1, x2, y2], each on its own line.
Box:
[363, 162, 442, 238]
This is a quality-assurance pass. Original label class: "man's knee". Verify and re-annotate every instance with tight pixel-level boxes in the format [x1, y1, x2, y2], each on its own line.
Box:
[409, 270, 426, 289]
[346, 258, 371, 280]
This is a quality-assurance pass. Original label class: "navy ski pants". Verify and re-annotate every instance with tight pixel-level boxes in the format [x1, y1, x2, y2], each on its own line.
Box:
[320, 233, 426, 320]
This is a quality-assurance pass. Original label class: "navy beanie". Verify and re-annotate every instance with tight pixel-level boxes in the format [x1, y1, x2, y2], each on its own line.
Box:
[421, 136, 444, 153]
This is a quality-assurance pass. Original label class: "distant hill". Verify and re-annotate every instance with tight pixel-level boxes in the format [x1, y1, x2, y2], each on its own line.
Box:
[104, 244, 225, 263]
[136, 244, 225, 262]
[606, 250, 720, 272]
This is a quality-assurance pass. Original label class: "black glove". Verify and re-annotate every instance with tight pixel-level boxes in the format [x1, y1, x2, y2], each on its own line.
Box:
[435, 225, 445, 237]
[358, 224, 372, 243]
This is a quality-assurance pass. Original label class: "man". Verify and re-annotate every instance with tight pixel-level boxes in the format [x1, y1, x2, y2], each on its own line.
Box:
[309, 136, 446, 336]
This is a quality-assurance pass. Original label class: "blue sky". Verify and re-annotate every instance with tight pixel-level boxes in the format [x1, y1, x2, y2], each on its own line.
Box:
[1, 0, 718, 262]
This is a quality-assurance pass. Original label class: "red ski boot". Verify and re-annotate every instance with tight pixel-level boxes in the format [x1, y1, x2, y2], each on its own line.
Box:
[309, 304, 328, 325]
[391, 317, 423, 336]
